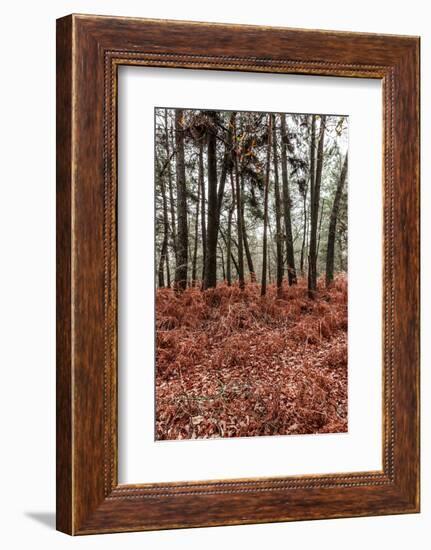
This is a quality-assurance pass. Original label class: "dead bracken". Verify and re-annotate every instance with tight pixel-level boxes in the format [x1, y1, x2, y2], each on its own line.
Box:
[155, 274, 347, 440]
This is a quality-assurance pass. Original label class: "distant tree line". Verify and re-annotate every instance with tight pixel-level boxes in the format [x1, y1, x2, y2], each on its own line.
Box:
[155, 108, 348, 297]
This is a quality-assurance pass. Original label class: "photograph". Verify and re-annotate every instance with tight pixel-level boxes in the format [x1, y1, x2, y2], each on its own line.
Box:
[155, 107, 349, 440]
[0, 0, 422, 543]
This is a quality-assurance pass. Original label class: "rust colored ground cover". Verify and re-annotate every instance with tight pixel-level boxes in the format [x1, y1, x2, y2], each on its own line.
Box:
[155, 275, 347, 440]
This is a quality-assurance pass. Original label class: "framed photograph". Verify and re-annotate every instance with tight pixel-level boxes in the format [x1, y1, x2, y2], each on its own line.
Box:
[56, 14, 420, 534]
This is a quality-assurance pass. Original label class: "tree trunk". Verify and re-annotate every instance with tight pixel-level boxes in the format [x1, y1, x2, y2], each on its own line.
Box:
[316, 198, 325, 262]
[300, 192, 307, 276]
[232, 116, 245, 290]
[240, 174, 256, 282]
[272, 114, 284, 296]
[280, 114, 297, 285]
[226, 174, 235, 286]
[174, 109, 188, 291]
[306, 115, 316, 286]
[242, 219, 255, 282]
[201, 111, 235, 289]
[165, 251, 171, 287]
[226, 207, 233, 285]
[326, 155, 348, 286]
[220, 227, 240, 277]
[268, 222, 276, 285]
[191, 168, 201, 285]
[157, 239, 167, 287]
[199, 141, 206, 284]
[261, 114, 272, 296]
[157, 169, 170, 288]
[308, 115, 326, 298]
[217, 112, 236, 217]
[165, 110, 177, 258]
[203, 111, 218, 289]
[219, 244, 226, 281]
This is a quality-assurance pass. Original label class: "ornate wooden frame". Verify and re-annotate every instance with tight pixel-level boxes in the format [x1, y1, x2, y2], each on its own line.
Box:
[56, 14, 420, 534]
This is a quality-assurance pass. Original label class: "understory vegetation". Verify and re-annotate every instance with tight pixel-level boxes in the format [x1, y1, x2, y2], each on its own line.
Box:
[156, 275, 347, 440]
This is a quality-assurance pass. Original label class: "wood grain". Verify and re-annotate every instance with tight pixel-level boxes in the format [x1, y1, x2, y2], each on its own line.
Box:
[56, 15, 73, 535]
[56, 14, 420, 535]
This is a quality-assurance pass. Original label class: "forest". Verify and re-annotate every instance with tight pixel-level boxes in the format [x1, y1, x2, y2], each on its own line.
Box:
[155, 107, 348, 440]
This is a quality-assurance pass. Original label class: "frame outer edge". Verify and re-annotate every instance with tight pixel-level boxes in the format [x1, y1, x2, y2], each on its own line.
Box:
[393, 38, 420, 511]
[56, 14, 74, 535]
[57, 14, 420, 534]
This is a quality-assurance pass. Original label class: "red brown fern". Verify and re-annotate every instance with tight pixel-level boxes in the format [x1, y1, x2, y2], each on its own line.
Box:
[155, 275, 348, 440]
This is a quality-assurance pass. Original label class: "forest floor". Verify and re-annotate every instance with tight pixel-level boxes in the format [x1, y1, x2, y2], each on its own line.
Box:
[155, 275, 348, 440]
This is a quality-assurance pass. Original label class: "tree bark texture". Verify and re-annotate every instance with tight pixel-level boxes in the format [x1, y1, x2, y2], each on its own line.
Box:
[261, 114, 272, 297]
[280, 114, 297, 285]
[203, 111, 219, 289]
[174, 109, 188, 291]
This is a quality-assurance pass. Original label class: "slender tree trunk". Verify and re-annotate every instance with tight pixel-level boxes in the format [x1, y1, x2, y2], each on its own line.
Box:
[261, 114, 272, 297]
[165, 252, 171, 287]
[326, 155, 348, 286]
[201, 111, 234, 289]
[268, 249, 272, 284]
[300, 193, 307, 276]
[165, 110, 177, 258]
[268, 222, 277, 285]
[316, 198, 325, 262]
[306, 200, 311, 271]
[240, 174, 256, 282]
[242, 222, 255, 282]
[219, 244, 226, 281]
[220, 227, 240, 277]
[226, 175, 235, 286]
[280, 114, 297, 285]
[191, 170, 201, 285]
[226, 208, 232, 285]
[272, 114, 284, 296]
[217, 112, 236, 217]
[199, 141, 206, 284]
[157, 171, 170, 288]
[157, 239, 166, 287]
[174, 109, 188, 291]
[308, 115, 326, 298]
[229, 168, 244, 288]
[306, 115, 316, 286]
[187, 217, 193, 287]
[203, 111, 218, 289]
[232, 118, 245, 290]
